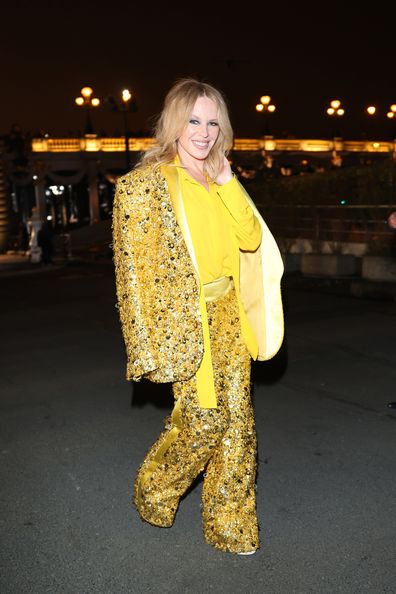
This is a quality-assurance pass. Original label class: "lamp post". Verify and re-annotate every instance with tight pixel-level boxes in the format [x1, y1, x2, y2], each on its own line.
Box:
[75, 86, 100, 135]
[255, 95, 276, 136]
[363, 104, 377, 139]
[75, 87, 101, 224]
[107, 89, 137, 171]
[326, 99, 345, 133]
[326, 99, 345, 166]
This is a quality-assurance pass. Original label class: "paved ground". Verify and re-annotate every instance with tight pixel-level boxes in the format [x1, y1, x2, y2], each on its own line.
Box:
[0, 257, 395, 594]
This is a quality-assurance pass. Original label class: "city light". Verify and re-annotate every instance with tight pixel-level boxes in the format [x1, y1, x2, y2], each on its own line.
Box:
[326, 100, 344, 116]
[256, 95, 276, 113]
[122, 89, 132, 103]
[256, 94, 276, 136]
[106, 88, 137, 170]
[81, 87, 93, 98]
[74, 86, 101, 134]
[387, 104, 396, 119]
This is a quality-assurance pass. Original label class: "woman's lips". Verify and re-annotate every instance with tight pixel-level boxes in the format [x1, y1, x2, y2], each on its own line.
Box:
[192, 140, 210, 149]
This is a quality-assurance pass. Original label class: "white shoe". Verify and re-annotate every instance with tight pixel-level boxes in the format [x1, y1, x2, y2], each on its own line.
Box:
[237, 550, 256, 556]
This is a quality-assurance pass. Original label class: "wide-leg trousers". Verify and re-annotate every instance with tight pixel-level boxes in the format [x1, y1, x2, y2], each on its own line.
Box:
[133, 286, 259, 553]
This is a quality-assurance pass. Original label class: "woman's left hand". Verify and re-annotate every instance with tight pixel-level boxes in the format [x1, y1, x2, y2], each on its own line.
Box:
[215, 156, 234, 185]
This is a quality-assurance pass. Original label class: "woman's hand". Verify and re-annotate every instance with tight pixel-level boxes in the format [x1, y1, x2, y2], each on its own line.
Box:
[215, 156, 234, 185]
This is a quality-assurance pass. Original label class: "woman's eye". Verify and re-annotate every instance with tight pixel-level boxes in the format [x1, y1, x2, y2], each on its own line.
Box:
[189, 119, 199, 125]
[209, 121, 219, 127]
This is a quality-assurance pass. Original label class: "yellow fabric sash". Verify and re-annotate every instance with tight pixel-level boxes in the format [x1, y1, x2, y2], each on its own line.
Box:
[203, 276, 233, 302]
[136, 396, 183, 508]
[161, 164, 218, 409]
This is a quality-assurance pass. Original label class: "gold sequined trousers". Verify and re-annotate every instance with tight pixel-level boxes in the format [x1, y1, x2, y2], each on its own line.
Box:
[133, 286, 259, 554]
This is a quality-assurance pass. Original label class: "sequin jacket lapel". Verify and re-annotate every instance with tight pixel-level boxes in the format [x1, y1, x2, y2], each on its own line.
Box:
[112, 165, 204, 384]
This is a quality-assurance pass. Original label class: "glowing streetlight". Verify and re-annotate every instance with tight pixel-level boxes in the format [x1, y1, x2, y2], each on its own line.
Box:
[256, 94, 276, 135]
[122, 89, 132, 103]
[325, 99, 345, 166]
[326, 99, 344, 117]
[81, 86, 94, 99]
[387, 104, 396, 119]
[75, 86, 101, 134]
[256, 95, 276, 113]
[386, 104, 396, 144]
[106, 88, 137, 170]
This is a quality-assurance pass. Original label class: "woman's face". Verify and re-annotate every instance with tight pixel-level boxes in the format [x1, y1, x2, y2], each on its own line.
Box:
[177, 95, 220, 162]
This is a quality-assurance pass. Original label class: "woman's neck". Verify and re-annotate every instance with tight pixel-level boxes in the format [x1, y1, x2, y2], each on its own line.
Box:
[177, 147, 205, 175]
[177, 148, 209, 189]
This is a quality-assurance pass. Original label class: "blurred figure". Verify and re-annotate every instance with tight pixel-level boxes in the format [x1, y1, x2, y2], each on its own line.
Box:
[17, 220, 29, 254]
[387, 210, 396, 232]
[37, 219, 54, 264]
[27, 207, 42, 263]
[280, 164, 293, 176]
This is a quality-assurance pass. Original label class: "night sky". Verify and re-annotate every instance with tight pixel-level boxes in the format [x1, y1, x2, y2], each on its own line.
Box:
[2, 1, 395, 140]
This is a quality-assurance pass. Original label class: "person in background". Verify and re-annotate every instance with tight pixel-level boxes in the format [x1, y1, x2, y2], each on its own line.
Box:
[112, 78, 284, 555]
[37, 219, 54, 264]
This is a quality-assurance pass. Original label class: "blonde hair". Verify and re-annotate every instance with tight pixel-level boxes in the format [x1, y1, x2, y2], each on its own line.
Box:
[138, 78, 233, 179]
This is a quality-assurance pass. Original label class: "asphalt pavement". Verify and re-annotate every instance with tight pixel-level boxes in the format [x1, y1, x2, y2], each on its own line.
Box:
[0, 256, 395, 594]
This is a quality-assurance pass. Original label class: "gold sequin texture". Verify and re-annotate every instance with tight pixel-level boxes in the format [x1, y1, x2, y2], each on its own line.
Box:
[133, 286, 259, 554]
[112, 166, 204, 384]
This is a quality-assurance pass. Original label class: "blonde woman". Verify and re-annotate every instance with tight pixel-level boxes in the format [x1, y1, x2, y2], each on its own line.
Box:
[112, 78, 284, 555]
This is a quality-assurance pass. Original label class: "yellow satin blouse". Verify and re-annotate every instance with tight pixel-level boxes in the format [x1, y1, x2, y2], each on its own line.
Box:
[176, 164, 262, 284]
[175, 160, 263, 361]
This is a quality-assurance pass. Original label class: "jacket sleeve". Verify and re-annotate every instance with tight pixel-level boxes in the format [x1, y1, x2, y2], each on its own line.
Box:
[112, 175, 158, 380]
[216, 176, 262, 251]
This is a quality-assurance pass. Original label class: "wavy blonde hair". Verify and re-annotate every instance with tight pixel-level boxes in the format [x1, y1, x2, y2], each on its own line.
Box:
[138, 78, 233, 180]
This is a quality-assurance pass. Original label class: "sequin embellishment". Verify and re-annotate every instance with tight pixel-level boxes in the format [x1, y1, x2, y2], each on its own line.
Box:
[133, 287, 259, 554]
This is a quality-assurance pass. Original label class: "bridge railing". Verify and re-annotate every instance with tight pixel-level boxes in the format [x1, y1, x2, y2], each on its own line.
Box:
[258, 203, 394, 253]
[249, 160, 396, 255]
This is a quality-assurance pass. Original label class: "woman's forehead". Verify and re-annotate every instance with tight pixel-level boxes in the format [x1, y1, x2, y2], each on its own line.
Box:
[190, 96, 218, 118]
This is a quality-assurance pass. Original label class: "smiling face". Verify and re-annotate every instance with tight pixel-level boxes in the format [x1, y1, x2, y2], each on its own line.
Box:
[177, 95, 220, 166]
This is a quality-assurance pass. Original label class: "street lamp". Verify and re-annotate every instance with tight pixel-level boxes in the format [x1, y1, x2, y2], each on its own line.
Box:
[75, 86, 100, 135]
[107, 89, 137, 171]
[326, 99, 345, 166]
[386, 104, 396, 120]
[363, 104, 378, 139]
[386, 104, 396, 148]
[255, 95, 276, 135]
[326, 99, 345, 119]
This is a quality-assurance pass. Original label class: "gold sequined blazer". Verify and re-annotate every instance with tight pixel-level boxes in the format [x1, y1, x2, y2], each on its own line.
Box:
[112, 163, 284, 388]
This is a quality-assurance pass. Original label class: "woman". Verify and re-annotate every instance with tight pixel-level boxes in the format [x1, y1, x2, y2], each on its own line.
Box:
[112, 78, 284, 555]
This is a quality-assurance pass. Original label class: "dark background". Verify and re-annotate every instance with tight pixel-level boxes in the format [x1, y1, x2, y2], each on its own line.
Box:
[2, 1, 395, 139]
